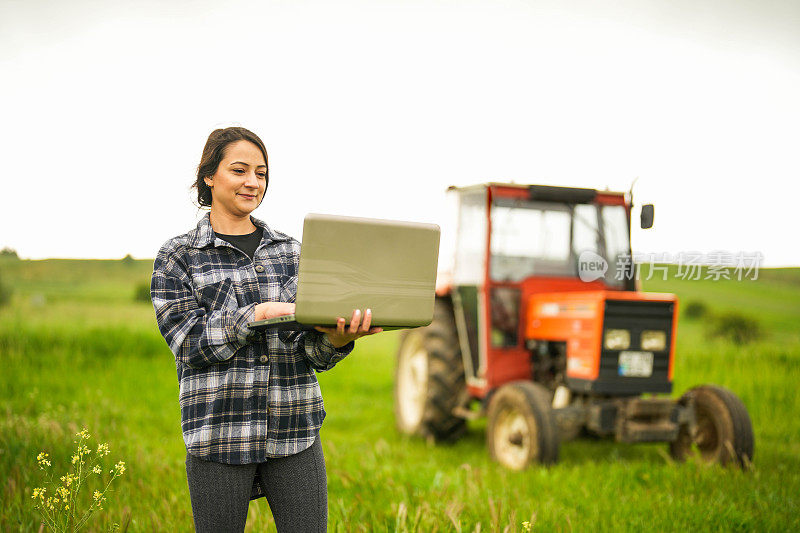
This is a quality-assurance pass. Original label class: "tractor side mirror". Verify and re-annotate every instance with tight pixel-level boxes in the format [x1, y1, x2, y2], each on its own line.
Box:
[640, 204, 654, 229]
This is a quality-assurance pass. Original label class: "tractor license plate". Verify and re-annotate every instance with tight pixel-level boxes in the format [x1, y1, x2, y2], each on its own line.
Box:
[618, 351, 654, 377]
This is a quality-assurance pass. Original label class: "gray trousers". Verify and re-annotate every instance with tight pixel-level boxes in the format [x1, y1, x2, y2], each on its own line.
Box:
[185, 436, 327, 532]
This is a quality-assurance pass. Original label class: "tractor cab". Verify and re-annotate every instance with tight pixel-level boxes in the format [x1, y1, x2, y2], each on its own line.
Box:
[394, 182, 753, 471]
[447, 182, 635, 292]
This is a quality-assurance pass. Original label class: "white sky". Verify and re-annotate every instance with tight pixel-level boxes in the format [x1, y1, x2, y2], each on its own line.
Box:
[1, 0, 798, 266]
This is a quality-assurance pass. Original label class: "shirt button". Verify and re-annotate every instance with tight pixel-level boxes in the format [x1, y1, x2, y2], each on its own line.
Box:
[255, 265, 265, 273]
[260, 355, 268, 363]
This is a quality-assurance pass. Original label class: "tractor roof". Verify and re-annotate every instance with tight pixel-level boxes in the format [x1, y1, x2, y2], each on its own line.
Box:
[447, 182, 628, 204]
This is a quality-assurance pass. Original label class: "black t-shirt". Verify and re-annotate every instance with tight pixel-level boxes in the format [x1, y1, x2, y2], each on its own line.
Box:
[215, 226, 263, 261]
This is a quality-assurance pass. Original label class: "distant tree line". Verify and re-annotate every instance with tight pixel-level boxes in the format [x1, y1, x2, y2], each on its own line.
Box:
[0, 270, 10, 307]
[0, 248, 15, 307]
[0, 247, 18, 259]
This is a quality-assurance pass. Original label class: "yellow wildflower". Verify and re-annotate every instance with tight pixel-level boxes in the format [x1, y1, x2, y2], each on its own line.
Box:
[71, 454, 80, 465]
[93, 490, 102, 502]
[37, 452, 51, 468]
[522, 521, 532, 532]
[97, 443, 110, 456]
[31, 487, 46, 499]
[93, 465, 102, 474]
[114, 461, 126, 475]
[76, 428, 90, 440]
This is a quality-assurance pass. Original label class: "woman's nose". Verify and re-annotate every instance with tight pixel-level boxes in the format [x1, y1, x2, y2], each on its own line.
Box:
[244, 171, 259, 188]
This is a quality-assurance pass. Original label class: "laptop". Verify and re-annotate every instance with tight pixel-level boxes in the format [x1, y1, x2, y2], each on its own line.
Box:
[248, 213, 440, 331]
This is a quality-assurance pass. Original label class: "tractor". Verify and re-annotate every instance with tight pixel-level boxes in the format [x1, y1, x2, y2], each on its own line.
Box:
[394, 183, 754, 470]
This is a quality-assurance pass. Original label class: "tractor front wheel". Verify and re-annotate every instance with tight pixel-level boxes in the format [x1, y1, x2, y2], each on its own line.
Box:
[669, 385, 754, 468]
[394, 299, 468, 443]
[486, 381, 560, 470]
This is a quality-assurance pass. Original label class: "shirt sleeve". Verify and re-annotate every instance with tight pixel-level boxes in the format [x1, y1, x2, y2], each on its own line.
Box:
[151, 245, 256, 369]
[300, 330, 354, 372]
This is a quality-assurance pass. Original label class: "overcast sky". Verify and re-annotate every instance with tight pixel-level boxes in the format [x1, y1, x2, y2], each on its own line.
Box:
[1, 0, 798, 267]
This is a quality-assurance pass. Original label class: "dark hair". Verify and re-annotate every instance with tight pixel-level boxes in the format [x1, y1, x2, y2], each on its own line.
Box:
[192, 127, 269, 208]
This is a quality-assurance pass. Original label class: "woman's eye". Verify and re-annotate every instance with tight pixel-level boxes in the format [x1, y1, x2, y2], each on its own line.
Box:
[232, 169, 245, 174]
[257, 173, 266, 179]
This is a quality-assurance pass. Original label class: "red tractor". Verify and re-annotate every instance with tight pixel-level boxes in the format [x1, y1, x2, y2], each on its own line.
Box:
[394, 183, 754, 469]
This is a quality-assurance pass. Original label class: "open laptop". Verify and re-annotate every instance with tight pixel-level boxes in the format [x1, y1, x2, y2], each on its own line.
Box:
[248, 213, 440, 331]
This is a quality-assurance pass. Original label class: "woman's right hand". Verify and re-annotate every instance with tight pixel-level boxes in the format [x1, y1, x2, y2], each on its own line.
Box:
[254, 302, 296, 321]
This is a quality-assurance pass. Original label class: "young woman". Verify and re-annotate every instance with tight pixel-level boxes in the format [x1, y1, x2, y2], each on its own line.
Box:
[151, 127, 381, 532]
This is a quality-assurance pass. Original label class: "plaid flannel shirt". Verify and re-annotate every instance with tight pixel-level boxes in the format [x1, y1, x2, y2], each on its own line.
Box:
[151, 212, 353, 475]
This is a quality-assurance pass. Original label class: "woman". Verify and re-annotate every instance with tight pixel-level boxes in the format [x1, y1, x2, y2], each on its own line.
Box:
[151, 126, 381, 532]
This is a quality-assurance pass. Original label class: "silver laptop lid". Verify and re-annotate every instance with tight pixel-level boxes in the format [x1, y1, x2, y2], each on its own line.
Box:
[295, 213, 440, 328]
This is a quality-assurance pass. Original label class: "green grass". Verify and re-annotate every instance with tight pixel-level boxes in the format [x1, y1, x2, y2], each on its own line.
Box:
[1, 257, 799, 531]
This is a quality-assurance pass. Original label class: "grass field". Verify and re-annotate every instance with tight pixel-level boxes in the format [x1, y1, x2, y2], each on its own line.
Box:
[1, 257, 799, 531]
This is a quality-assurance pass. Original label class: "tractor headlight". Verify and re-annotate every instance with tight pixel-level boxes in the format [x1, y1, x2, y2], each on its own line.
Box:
[604, 329, 630, 350]
[641, 330, 667, 351]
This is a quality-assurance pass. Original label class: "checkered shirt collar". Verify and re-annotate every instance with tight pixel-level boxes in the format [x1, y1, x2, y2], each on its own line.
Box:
[187, 212, 291, 249]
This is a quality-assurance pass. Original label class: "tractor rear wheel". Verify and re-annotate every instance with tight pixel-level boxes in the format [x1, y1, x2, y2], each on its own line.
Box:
[669, 385, 754, 468]
[394, 299, 468, 443]
[486, 381, 560, 469]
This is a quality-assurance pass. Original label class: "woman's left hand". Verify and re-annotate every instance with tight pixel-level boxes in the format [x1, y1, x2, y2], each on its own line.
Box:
[314, 309, 383, 348]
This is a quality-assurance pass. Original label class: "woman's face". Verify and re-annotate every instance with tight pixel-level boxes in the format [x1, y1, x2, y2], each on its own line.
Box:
[204, 140, 267, 217]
